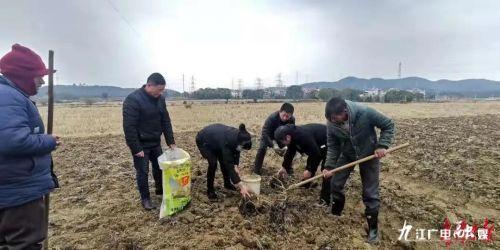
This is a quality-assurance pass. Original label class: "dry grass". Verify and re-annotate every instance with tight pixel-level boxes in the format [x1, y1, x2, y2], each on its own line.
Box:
[38, 101, 500, 137]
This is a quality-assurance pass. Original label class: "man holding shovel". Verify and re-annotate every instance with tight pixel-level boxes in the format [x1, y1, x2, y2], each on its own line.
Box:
[322, 97, 394, 244]
[0, 44, 61, 249]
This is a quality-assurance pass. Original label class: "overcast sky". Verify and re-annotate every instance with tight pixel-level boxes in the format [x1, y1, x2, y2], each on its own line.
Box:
[1, 0, 499, 91]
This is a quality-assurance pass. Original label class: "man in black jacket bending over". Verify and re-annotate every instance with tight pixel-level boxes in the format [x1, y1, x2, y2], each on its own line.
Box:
[123, 73, 176, 210]
[274, 123, 330, 204]
[253, 102, 295, 175]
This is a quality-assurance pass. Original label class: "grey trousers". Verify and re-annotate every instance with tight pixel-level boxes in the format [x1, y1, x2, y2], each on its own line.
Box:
[330, 156, 380, 213]
[0, 197, 47, 250]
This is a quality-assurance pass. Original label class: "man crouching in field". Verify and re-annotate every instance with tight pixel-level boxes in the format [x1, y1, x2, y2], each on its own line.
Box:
[123, 73, 176, 210]
[253, 102, 295, 175]
[0, 44, 61, 249]
[322, 97, 394, 244]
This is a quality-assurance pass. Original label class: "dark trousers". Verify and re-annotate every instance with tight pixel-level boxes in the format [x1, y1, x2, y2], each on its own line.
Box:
[132, 146, 163, 200]
[0, 198, 46, 250]
[330, 156, 380, 213]
[196, 143, 231, 193]
[253, 138, 271, 175]
[318, 150, 331, 202]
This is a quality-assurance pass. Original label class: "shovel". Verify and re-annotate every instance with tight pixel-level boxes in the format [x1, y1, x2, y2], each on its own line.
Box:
[287, 143, 410, 190]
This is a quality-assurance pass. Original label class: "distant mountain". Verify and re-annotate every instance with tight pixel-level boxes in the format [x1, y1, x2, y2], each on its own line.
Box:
[302, 77, 500, 97]
[36, 84, 181, 101]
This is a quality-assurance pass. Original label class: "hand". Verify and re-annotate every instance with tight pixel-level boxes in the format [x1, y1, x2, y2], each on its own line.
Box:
[169, 144, 176, 150]
[51, 134, 62, 147]
[322, 169, 333, 178]
[302, 170, 312, 180]
[238, 183, 252, 198]
[277, 167, 289, 179]
[134, 151, 145, 158]
[374, 148, 387, 158]
[234, 165, 241, 175]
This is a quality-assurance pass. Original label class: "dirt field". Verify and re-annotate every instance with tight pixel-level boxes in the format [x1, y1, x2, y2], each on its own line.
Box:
[46, 102, 499, 249]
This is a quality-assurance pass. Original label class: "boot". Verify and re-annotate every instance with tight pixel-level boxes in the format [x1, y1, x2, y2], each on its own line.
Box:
[155, 187, 163, 196]
[366, 210, 379, 244]
[141, 198, 156, 210]
[330, 196, 345, 216]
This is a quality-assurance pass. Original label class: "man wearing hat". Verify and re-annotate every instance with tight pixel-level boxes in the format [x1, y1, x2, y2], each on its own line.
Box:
[0, 44, 61, 249]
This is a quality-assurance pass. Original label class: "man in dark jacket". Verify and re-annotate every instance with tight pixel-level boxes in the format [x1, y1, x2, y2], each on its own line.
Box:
[274, 124, 330, 204]
[123, 73, 176, 210]
[196, 123, 252, 200]
[0, 44, 61, 249]
[322, 97, 395, 244]
[253, 102, 295, 175]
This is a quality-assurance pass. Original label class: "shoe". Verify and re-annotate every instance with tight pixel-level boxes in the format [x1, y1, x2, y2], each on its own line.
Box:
[141, 198, 156, 210]
[207, 190, 218, 201]
[155, 188, 163, 196]
[366, 210, 379, 244]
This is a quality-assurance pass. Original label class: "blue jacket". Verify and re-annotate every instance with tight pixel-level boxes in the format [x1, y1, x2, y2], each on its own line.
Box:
[0, 75, 56, 209]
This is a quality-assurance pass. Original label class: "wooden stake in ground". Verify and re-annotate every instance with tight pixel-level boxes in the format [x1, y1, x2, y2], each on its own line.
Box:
[43, 50, 54, 250]
[287, 143, 410, 190]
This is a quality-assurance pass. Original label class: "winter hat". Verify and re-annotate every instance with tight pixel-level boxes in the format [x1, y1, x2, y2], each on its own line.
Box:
[0, 44, 53, 96]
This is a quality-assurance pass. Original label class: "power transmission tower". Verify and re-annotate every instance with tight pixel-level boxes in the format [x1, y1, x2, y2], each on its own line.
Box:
[237, 79, 243, 98]
[398, 62, 402, 79]
[276, 73, 283, 88]
[255, 77, 263, 89]
[190, 76, 195, 92]
[182, 74, 185, 93]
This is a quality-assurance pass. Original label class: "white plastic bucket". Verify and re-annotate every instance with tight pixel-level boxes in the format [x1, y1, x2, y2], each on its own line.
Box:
[242, 174, 262, 195]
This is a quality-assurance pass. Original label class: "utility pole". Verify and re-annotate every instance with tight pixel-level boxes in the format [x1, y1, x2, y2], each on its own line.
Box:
[295, 70, 299, 85]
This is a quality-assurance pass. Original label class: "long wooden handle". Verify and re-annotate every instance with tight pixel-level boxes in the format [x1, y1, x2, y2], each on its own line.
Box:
[287, 143, 410, 190]
[43, 50, 54, 250]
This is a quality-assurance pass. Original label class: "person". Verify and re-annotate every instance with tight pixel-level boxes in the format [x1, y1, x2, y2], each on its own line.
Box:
[322, 97, 395, 244]
[274, 123, 330, 204]
[122, 73, 176, 210]
[196, 123, 252, 201]
[253, 102, 295, 175]
[0, 44, 61, 249]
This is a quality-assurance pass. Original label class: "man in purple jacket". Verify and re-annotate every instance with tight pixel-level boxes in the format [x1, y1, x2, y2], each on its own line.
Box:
[0, 44, 61, 249]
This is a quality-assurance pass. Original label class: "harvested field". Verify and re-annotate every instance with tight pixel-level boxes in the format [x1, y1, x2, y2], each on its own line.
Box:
[47, 102, 499, 249]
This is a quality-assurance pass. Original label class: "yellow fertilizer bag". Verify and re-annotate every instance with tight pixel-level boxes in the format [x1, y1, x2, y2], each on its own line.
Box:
[158, 148, 192, 219]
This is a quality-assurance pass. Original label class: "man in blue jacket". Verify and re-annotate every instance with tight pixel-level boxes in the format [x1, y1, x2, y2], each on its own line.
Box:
[0, 44, 61, 249]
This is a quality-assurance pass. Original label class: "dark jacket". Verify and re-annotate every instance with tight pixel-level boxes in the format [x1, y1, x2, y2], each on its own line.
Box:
[281, 124, 327, 174]
[123, 86, 175, 154]
[0, 75, 56, 209]
[196, 124, 243, 184]
[325, 100, 395, 169]
[261, 111, 295, 147]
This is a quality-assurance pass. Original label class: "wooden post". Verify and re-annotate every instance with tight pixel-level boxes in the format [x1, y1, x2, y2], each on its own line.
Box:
[43, 50, 54, 250]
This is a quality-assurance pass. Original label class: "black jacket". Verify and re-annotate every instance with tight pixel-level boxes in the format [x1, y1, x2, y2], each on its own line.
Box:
[196, 124, 243, 184]
[261, 111, 295, 147]
[123, 87, 175, 154]
[282, 123, 327, 174]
